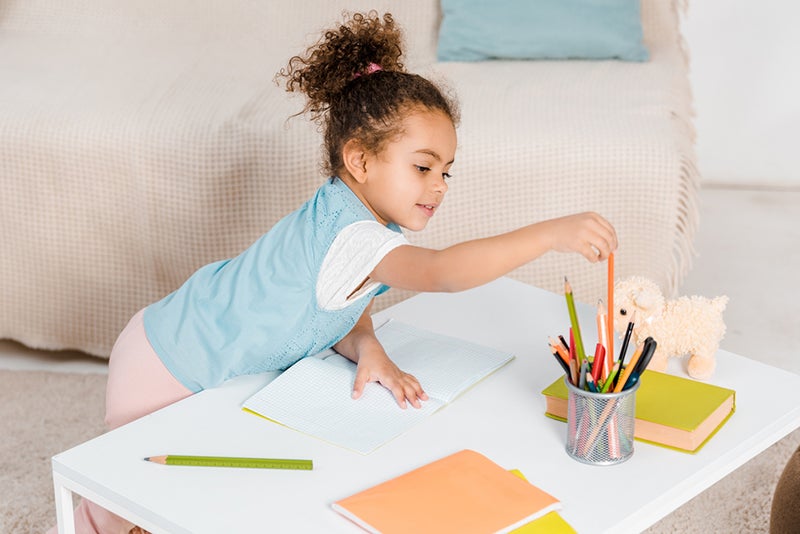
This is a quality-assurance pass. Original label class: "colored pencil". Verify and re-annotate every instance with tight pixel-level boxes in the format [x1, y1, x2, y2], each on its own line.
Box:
[601, 362, 621, 393]
[586, 374, 599, 392]
[569, 328, 576, 364]
[596, 300, 610, 380]
[634, 338, 658, 376]
[591, 343, 606, 384]
[624, 338, 658, 389]
[144, 455, 313, 470]
[607, 416, 621, 459]
[607, 252, 615, 373]
[612, 314, 636, 389]
[569, 358, 578, 386]
[614, 341, 645, 392]
[564, 277, 586, 368]
[550, 349, 571, 376]
[579, 360, 588, 390]
[617, 312, 636, 363]
[549, 337, 570, 365]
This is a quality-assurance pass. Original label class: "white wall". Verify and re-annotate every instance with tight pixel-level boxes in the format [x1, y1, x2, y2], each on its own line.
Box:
[682, 1, 800, 187]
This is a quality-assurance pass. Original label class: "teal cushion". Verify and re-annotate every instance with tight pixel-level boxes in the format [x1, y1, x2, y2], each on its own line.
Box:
[437, 0, 649, 62]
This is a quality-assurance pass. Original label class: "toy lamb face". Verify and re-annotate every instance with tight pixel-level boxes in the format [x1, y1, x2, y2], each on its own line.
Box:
[612, 276, 728, 380]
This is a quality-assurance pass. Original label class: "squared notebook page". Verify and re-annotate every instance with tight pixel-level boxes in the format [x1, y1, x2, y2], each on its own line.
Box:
[332, 449, 561, 534]
[243, 357, 442, 454]
[242, 320, 514, 454]
[372, 321, 515, 403]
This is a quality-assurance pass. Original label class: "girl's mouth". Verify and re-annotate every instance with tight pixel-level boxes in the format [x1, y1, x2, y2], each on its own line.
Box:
[417, 204, 437, 217]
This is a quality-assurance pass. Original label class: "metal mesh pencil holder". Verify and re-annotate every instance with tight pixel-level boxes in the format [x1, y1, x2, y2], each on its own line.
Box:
[565, 377, 639, 466]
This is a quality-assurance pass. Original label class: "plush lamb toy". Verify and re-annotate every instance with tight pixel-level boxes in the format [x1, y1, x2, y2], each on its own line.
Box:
[612, 276, 728, 380]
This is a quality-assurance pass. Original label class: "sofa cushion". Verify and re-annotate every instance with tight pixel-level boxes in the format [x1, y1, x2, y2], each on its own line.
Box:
[437, 0, 648, 62]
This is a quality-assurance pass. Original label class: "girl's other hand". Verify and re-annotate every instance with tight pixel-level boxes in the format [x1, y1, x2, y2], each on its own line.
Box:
[546, 212, 618, 262]
[352, 350, 428, 409]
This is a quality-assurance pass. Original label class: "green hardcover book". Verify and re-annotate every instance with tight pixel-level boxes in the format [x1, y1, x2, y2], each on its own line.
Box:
[541, 370, 736, 453]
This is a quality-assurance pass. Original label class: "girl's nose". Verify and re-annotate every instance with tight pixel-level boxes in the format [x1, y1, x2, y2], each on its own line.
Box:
[433, 175, 448, 194]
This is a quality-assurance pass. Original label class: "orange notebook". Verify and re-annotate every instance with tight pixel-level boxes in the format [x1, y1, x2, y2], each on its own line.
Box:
[332, 450, 560, 534]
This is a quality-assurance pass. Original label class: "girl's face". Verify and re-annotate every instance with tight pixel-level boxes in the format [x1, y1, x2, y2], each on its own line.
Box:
[357, 109, 457, 231]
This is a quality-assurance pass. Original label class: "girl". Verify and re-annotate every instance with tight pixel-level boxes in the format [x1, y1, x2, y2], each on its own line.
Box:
[54, 11, 617, 534]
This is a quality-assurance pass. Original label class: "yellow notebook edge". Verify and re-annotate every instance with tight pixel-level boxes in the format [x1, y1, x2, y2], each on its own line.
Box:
[242, 407, 381, 455]
[242, 407, 279, 424]
[509, 470, 576, 534]
[499, 502, 563, 534]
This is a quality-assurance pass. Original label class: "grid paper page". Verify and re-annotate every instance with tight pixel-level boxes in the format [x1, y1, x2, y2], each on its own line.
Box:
[243, 357, 442, 454]
[243, 320, 514, 454]
[373, 321, 514, 402]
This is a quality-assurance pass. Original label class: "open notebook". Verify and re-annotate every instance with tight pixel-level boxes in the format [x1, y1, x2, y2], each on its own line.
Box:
[243, 320, 514, 454]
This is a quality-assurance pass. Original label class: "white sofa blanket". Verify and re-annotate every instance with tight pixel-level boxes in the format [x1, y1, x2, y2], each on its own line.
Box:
[0, 0, 698, 357]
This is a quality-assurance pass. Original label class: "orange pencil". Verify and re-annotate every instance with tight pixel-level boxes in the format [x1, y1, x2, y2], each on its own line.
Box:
[607, 252, 615, 369]
[596, 300, 610, 380]
[549, 337, 570, 365]
[613, 341, 645, 392]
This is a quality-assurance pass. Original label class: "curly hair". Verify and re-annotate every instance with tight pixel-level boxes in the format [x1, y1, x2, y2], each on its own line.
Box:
[277, 11, 459, 176]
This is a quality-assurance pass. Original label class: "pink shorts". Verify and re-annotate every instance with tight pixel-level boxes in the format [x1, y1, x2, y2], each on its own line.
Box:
[47, 309, 194, 534]
[105, 308, 192, 429]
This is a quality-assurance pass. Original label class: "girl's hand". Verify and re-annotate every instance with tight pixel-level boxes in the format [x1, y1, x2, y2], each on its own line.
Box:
[352, 349, 428, 409]
[545, 212, 618, 262]
[333, 300, 427, 409]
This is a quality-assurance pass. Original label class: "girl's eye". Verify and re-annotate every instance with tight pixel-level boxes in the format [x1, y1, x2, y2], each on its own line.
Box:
[443, 173, 452, 180]
[415, 165, 430, 173]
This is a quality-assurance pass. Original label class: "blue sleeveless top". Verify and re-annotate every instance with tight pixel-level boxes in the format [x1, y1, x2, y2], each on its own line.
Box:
[143, 178, 402, 392]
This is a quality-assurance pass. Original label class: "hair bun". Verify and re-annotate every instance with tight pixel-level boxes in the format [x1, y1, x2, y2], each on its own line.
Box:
[277, 11, 405, 119]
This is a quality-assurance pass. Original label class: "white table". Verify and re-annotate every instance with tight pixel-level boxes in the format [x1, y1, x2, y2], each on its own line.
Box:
[53, 278, 800, 533]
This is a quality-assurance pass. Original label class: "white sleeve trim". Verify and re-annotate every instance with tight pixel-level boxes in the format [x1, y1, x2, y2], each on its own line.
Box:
[316, 221, 408, 311]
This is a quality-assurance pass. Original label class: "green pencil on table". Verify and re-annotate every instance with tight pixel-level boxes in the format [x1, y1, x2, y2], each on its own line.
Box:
[144, 455, 313, 470]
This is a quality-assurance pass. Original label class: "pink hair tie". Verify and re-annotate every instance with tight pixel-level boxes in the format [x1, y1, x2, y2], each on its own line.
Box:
[353, 62, 383, 79]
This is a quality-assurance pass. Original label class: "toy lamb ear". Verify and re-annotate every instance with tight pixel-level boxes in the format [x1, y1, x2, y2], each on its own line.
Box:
[633, 290, 656, 311]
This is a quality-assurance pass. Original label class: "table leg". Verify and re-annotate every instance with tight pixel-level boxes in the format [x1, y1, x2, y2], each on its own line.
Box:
[53, 472, 76, 534]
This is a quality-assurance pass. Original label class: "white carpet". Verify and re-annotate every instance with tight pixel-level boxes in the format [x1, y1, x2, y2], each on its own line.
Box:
[0, 370, 106, 533]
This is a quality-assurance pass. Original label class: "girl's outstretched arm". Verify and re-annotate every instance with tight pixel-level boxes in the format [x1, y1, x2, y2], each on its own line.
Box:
[332, 300, 429, 409]
[371, 212, 617, 293]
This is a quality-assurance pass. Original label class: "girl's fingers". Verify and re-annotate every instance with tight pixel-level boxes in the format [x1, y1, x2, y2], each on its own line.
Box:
[397, 374, 427, 409]
[584, 212, 618, 252]
[351, 367, 369, 400]
[352, 361, 427, 410]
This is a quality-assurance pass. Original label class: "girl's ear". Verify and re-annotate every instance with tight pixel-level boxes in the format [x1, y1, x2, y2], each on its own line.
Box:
[342, 139, 368, 184]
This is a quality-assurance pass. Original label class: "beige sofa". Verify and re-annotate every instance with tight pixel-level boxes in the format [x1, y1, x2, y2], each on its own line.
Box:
[0, 0, 698, 358]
